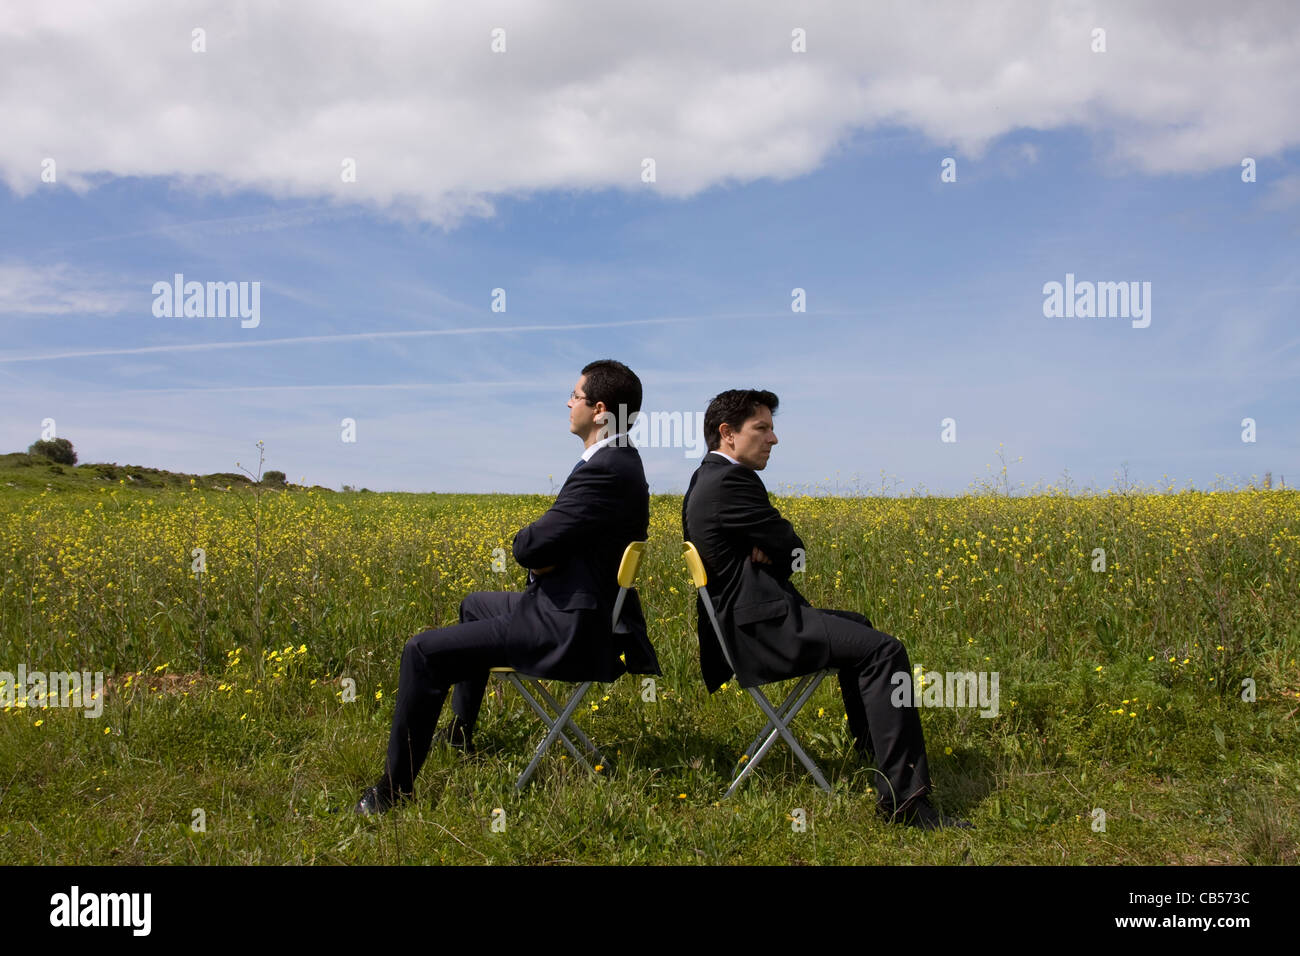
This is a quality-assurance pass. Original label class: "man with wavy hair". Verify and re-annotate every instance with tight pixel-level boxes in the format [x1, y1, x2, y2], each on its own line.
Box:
[682, 388, 970, 830]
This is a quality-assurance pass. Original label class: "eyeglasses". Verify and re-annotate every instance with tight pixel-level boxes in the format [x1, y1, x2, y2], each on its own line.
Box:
[569, 390, 595, 406]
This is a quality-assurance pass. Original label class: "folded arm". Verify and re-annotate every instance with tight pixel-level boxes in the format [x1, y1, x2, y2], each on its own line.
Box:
[512, 459, 625, 571]
[718, 468, 804, 577]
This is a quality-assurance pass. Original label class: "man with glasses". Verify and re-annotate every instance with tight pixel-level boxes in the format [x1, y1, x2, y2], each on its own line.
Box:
[356, 359, 659, 814]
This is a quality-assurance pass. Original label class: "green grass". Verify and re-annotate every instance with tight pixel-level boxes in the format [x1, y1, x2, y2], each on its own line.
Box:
[2, 464, 1297, 864]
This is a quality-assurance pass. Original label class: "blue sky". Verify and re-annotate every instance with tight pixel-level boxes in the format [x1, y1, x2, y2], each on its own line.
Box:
[1, 1, 1297, 494]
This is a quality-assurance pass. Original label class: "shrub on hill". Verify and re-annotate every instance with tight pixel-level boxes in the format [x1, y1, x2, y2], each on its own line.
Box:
[28, 438, 77, 465]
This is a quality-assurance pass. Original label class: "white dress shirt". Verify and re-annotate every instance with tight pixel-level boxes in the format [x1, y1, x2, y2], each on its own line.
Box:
[582, 432, 627, 462]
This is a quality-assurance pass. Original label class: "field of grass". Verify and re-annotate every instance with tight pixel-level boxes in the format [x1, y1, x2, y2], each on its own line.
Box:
[2, 454, 1298, 864]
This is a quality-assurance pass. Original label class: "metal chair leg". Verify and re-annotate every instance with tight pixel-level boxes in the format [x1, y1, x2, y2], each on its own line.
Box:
[725, 673, 832, 797]
[512, 678, 599, 790]
[508, 675, 589, 766]
[527, 679, 610, 765]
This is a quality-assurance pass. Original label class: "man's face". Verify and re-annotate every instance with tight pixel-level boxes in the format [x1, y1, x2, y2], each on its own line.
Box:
[567, 374, 600, 438]
[721, 404, 778, 469]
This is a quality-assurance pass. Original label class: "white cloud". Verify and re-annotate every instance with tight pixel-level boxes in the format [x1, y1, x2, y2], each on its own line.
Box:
[0, 262, 134, 315]
[2, 0, 1296, 227]
[0, 312, 730, 362]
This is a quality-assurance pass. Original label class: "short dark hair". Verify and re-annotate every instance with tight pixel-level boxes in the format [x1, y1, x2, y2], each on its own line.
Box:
[581, 359, 642, 418]
[703, 389, 779, 451]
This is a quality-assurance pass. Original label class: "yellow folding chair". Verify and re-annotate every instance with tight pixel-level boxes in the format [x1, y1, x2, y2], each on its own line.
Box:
[682, 541, 833, 796]
[491, 540, 646, 790]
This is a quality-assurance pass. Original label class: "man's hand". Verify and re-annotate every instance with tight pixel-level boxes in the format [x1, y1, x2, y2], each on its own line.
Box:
[750, 547, 772, 565]
[531, 565, 556, 576]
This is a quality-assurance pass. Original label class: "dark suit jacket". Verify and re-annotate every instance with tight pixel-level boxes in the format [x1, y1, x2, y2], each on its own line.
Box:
[507, 441, 660, 682]
[682, 452, 830, 692]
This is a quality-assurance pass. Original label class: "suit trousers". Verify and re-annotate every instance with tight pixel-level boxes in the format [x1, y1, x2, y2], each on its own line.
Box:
[384, 591, 520, 794]
[818, 608, 932, 815]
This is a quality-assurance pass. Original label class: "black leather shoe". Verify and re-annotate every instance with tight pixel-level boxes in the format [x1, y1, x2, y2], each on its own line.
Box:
[354, 779, 404, 816]
[888, 797, 974, 831]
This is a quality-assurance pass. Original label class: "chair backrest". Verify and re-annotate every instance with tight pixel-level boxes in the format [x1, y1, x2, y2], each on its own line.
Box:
[617, 540, 646, 588]
[681, 541, 708, 588]
[681, 541, 738, 673]
[611, 540, 647, 632]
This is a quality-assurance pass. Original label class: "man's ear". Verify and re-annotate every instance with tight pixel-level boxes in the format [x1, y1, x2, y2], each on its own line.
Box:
[593, 402, 613, 439]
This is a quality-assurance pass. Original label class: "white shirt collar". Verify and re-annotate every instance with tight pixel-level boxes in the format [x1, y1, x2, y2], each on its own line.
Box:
[582, 432, 626, 462]
[710, 450, 741, 465]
